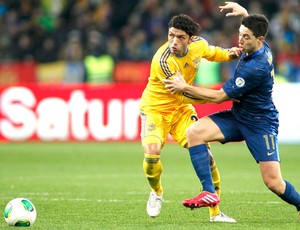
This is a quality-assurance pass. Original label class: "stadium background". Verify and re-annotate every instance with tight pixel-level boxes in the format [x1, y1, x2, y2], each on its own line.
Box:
[0, 1, 300, 229]
[0, 0, 299, 143]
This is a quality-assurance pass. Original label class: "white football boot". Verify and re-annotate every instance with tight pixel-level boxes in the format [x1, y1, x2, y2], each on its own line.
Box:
[210, 211, 237, 223]
[146, 191, 163, 217]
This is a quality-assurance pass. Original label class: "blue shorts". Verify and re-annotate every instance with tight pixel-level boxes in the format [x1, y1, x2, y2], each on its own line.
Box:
[209, 110, 280, 163]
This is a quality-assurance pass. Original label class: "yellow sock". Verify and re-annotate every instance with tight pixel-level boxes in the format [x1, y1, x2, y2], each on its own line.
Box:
[209, 205, 220, 217]
[143, 153, 163, 195]
[211, 161, 221, 197]
[209, 161, 221, 217]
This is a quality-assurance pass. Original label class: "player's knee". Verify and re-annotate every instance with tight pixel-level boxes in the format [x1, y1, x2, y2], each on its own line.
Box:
[264, 179, 285, 195]
[186, 125, 196, 139]
[142, 135, 162, 154]
[143, 142, 161, 155]
[186, 124, 204, 141]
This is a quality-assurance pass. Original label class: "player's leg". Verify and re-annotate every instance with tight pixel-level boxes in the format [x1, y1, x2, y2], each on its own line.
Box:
[172, 108, 222, 196]
[207, 151, 221, 217]
[183, 111, 242, 211]
[140, 110, 169, 217]
[143, 143, 163, 195]
[171, 109, 221, 207]
[260, 161, 300, 213]
[143, 144, 164, 218]
[172, 108, 237, 222]
[182, 116, 225, 208]
[208, 151, 221, 197]
[207, 152, 235, 222]
[244, 129, 300, 216]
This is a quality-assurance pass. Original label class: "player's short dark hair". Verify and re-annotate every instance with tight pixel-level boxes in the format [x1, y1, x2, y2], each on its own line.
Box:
[168, 14, 200, 37]
[242, 14, 269, 38]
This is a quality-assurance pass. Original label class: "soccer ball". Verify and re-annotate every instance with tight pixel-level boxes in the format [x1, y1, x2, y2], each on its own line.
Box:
[4, 198, 37, 227]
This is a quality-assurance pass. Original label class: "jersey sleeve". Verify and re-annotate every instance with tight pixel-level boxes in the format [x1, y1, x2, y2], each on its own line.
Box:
[222, 65, 264, 98]
[200, 38, 231, 62]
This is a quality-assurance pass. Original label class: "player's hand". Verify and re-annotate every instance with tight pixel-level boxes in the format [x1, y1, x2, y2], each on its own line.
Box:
[163, 71, 187, 94]
[219, 2, 249, 17]
[228, 46, 243, 59]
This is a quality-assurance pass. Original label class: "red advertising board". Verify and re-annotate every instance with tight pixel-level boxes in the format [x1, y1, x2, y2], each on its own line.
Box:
[0, 83, 231, 142]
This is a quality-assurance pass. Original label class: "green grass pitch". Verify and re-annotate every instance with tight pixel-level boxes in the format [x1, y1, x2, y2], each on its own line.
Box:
[0, 142, 300, 229]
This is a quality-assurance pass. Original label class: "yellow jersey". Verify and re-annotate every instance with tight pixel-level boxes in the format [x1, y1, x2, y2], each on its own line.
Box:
[139, 36, 232, 112]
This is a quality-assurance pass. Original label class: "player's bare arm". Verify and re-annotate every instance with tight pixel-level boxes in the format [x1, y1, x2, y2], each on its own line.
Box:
[219, 2, 249, 17]
[163, 71, 230, 104]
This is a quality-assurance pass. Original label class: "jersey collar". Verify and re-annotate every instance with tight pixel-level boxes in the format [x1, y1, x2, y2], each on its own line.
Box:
[168, 45, 188, 57]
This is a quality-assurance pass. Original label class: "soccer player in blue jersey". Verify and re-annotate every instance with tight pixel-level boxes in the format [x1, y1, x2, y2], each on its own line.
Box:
[164, 2, 300, 220]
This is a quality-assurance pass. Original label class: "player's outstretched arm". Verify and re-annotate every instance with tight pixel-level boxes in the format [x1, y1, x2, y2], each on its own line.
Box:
[219, 2, 249, 17]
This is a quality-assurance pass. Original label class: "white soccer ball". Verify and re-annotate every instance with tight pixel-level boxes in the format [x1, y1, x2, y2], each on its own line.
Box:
[4, 198, 37, 227]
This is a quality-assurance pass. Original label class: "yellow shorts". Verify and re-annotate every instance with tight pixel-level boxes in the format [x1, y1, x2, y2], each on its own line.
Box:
[140, 105, 198, 148]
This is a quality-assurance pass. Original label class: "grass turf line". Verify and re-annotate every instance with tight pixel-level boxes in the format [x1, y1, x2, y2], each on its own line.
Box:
[0, 142, 299, 229]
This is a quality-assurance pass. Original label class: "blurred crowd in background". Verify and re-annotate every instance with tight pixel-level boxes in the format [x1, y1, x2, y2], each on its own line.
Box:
[0, 0, 299, 83]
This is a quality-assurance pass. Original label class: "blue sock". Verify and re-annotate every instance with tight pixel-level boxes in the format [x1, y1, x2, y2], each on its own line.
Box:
[279, 180, 300, 211]
[189, 144, 215, 193]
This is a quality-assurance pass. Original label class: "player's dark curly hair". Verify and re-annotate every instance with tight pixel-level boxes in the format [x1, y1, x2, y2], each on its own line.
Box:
[168, 14, 200, 37]
[242, 14, 269, 38]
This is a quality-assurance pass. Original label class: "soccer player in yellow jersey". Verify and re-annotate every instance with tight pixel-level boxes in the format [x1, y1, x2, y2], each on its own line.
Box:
[139, 13, 241, 222]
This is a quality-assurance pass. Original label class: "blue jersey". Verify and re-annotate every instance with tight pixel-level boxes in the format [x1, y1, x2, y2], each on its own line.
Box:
[222, 41, 279, 131]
